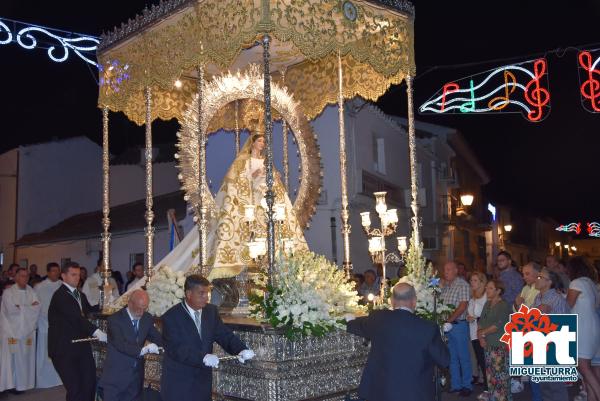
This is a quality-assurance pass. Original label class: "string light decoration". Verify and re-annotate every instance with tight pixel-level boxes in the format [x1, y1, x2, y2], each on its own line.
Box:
[420, 58, 551, 122]
[99, 60, 130, 95]
[578, 49, 600, 113]
[0, 17, 99, 65]
[556, 222, 581, 235]
[587, 222, 600, 238]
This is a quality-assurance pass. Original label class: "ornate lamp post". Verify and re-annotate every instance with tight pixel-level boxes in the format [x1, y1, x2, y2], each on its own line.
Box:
[360, 191, 407, 301]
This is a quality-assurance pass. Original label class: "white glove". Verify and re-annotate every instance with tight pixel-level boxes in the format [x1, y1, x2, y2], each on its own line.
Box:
[443, 323, 453, 333]
[237, 349, 255, 363]
[344, 313, 356, 322]
[203, 353, 219, 368]
[93, 329, 107, 343]
[140, 343, 160, 356]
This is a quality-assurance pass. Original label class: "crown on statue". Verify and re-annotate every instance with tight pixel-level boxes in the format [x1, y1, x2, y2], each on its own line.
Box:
[247, 115, 266, 135]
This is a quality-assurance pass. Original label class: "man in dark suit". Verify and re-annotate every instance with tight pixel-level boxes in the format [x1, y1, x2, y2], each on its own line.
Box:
[160, 274, 255, 401]
[48, 262, 107, 401]
[100, 289, 163, 401]
[347, 282, 450, 401]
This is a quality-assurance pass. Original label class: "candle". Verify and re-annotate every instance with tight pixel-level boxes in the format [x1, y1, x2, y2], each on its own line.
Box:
[360, 211, 371, 228]
[275, 203, 286, 221]
[387, 209, 398, 224]
[397, 236, 407, 253]
[368, 237, 383, 253]
[374, 191, 387, 216]
[244, 205, 256, 222]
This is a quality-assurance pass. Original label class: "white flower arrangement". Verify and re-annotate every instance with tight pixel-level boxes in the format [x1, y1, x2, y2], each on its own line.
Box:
[250, 251, 364, 339]
[398, 237, 453, 323]
[146, 266, 186, 316]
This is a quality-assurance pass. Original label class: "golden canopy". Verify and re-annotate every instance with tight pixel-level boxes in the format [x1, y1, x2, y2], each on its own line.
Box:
[97, 0, 415, 124]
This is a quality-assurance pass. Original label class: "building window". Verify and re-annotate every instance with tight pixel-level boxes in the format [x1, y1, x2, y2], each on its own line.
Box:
[129, 253, 144, 270]
[423, 236, 438, 250]
[373, 136, 386, 174]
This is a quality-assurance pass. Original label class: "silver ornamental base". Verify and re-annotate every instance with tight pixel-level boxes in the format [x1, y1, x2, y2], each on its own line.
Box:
[93, 316, 368, 401]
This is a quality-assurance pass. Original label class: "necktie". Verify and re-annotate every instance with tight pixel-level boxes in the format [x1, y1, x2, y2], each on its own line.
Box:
[132, 319, 140, 341]
[73, 289, 81, 302]
[194, 310, 202, 339]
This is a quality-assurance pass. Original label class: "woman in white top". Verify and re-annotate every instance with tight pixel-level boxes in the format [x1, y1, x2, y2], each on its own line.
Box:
[567, 257, 600, 401]
[467, 271, 488, 390]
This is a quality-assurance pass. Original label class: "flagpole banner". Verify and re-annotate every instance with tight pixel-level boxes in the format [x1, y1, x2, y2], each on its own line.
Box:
[419, 58, 551, 122]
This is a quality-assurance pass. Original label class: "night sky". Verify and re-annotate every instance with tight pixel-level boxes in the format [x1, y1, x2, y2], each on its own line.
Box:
[1, 0, 599, 223]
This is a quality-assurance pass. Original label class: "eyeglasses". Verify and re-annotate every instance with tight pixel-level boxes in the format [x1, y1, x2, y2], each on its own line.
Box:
[537, 275, 550, 281]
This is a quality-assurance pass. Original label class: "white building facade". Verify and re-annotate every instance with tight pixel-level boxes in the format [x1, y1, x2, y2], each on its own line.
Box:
[3, 101, 489, 279]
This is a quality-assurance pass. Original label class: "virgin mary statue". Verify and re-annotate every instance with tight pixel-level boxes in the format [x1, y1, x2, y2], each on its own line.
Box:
[153, 130, 308, 281]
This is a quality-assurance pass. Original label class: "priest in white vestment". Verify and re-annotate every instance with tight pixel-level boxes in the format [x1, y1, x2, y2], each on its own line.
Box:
[34, 263, 62, 388]
[82, 263, 119, 307]
[0, 268, 41, 392]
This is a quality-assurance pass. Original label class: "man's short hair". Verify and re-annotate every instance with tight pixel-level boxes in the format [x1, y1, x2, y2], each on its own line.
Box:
[15, 267, 28, 276]
[363, 269, 376, 277]
[46, 262, 60, 273]
[184, 274, 211, 292]
[8, 263, 19, 270]
[524, 261, 542, 273]
[497, 250, 512, 260]
[392, 283, 416, 302]
[132, 262, 143, 270]
[61, 261, 80, 274]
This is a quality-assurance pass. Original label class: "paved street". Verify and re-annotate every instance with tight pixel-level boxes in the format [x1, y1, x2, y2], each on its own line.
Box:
[0, 383, 582, 401]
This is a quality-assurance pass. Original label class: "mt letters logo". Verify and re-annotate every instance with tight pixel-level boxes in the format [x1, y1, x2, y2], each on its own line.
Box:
[500, 305, 578, 382]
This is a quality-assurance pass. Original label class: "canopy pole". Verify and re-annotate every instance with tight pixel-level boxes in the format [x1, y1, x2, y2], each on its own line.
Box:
[197, 64, 209, 276]
[100, 106, 112, 312]
[262, 34, 276, 286]
[406, 74, 420, 246]
[337, 51, 352, 278]
[144, 87, 155, 279]
[281, 69, 289, 191]
[234, 100, 240, 155]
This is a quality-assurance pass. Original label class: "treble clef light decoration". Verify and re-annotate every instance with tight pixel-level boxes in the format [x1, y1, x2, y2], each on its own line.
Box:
[587, 222, 600, 238]
[419, 58, 551, 122]
[578, 50, 600, 113]
[524, 59, 551, 122]
[555, 222, 581, 235]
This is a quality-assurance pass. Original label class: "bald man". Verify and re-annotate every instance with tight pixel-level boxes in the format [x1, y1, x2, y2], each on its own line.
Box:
[346, 283, 449, 401]
[99, 290, 163, 401]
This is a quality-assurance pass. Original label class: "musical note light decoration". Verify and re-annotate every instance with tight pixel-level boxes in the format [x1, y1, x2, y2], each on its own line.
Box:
[556, 222, 581, 235]
[578, 49, 600, 113]
[420, 58, 551, 122]
[587, 222, 600, 238]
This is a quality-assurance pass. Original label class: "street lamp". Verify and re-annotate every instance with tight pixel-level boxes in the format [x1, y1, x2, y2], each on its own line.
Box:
[456, 193, 475, 216]
[361, 191, 406, 302]
[554, 241, 561, 247]
[460, 194, 474, 207]
[504, 224, 513, 232]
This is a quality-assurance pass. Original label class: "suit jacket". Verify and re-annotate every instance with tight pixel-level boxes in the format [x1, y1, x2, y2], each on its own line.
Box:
[99, 307, 163, 389]
[347, 309, 449, 401]
[48, 284, 98, 359]
[160, 302, 247, 401]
